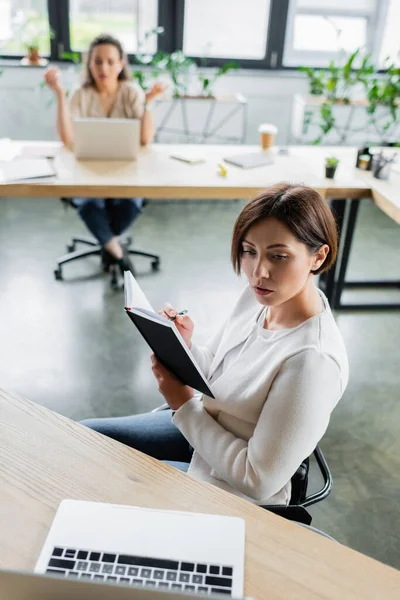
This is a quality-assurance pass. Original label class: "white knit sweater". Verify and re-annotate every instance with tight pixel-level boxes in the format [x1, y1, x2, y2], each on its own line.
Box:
[172, 285, 349, 505]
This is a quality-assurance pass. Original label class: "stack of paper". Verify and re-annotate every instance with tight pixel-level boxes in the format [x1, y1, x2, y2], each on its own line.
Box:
[0, 158, 56, 183]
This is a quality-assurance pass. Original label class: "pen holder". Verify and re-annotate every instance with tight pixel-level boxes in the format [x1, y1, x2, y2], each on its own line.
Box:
[372, 156, 392, 180]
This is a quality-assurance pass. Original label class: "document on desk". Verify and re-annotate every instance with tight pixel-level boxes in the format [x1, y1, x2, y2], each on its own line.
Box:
[16, 141, 62, 159]
[0, 158, 56, 183]
[0, 138, 19, 162]
[124, 272, 214, 397]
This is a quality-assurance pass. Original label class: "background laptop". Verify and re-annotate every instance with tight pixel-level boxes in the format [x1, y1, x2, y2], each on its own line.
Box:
[34, 500, 245, 597]
[73, 118, 140, 160]
[222, 153, 273, 169]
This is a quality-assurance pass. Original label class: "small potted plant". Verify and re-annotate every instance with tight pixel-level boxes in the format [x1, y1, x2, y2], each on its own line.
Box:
[20, 18, 53, 66]
[325, 156, 339, 179]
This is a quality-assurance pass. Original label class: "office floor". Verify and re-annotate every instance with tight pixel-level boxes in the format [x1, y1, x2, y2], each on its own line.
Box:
[0, 196, 399, 569]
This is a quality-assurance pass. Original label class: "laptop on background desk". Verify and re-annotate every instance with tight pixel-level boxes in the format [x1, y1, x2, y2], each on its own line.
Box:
[73, 118, 140, 160]
[32, 499, 245, 598]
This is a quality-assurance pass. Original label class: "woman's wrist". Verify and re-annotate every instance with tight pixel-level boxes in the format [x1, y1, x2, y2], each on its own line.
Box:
[55, 87, 66, 99]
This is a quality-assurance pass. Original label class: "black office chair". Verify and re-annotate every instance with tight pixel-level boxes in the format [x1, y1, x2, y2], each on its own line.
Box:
[54, 198, 160, 286]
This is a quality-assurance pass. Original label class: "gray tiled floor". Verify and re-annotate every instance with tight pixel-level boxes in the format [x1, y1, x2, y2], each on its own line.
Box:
[0, 196, 399, 568]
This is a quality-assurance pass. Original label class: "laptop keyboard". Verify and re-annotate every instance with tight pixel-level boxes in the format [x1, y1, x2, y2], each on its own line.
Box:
[45, 546, 234, 596]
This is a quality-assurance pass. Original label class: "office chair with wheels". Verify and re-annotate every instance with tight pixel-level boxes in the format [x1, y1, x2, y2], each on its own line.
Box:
[54, 198, 160, 286]
[151, 404, 332, 526]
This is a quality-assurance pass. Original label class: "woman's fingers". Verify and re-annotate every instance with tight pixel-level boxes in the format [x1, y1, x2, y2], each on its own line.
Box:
[161, 303, 176, 319]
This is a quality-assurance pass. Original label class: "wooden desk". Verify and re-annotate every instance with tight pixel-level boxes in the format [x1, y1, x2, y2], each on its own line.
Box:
[0, 142, 372, 201]
[1, 388, 399, 599]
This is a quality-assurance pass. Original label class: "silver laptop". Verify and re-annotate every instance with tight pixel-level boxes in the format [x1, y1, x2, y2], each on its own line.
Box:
[33, 500, 245, 597]
[73, 118, 140, 160]
[0, 569, 247, 599]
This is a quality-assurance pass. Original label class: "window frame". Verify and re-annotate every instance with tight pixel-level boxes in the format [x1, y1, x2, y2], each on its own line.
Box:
[0, 0, 394, 72]
[282, 0, 389, 68]
[169, 0, 290, 69]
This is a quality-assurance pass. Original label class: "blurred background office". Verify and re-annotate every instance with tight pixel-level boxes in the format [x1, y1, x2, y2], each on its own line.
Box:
[0, 0, 399, 569]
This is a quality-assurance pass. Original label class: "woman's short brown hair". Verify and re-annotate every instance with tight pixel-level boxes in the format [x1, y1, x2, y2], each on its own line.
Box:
[83, 33, 130, 88]
[231, 182, 338, 275]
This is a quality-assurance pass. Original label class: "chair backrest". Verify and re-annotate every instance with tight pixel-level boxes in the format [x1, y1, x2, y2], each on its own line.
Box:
[290, 446, 333, 508]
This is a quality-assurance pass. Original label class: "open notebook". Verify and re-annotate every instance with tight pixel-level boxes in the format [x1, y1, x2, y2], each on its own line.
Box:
[124, 272, 214, 398]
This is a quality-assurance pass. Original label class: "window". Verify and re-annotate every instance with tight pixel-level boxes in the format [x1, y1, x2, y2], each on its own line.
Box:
[283, 0, 378, 67]
[182, 0, 271, 60]
[0, 0, 51, 56]
[0, 0, 397, 71]
[69, 0, 158, 54]
[292, 15, 367, 53]
[379, 0, 400, 67]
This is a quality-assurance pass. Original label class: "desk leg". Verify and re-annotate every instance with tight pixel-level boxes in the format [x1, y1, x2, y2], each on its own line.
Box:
[332, 199, 359, 309]
[334, 199, 400, 310]
[319, 199, 346, 305]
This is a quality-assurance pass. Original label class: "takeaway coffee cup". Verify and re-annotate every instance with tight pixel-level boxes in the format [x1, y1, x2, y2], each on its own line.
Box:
[258, 124, 278, 150]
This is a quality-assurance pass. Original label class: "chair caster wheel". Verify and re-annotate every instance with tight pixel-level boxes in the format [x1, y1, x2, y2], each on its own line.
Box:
[151, 259, 160, 271]
[67, 243, 75, 252]
[54, 268, 63, 281]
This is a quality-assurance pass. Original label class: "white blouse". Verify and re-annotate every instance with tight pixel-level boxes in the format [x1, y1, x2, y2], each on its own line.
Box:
[69, 81, 145, 120]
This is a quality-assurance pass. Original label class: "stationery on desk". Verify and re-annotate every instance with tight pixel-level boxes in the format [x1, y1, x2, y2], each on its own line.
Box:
[124, 272, 214, 397]
[0, 158, 56, 183]
[170, 153, 206, 165]
[16, 141, 62, 159]
[223, 152, 274, 169]
[0, 138, 19, 162]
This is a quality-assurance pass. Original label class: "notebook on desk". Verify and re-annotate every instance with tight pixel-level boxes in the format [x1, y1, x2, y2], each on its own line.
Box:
[0, 158, 55, 182]
[124, 272, 214, 397]
[223, 152, 274, 169]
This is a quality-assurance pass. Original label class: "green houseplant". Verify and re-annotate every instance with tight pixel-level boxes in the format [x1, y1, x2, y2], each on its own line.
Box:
[133, 27, 239, 98]
[299, 49, 399, 145]
[198, 60, 239, 97]
[325, 156, 339, 178]
[298, 67, 326, 96]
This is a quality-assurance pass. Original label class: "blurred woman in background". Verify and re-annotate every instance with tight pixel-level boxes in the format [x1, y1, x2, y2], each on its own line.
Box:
[44, 33, 165, 275]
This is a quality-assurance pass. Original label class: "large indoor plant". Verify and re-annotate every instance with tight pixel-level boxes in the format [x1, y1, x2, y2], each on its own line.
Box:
[299, 49, 399, 145]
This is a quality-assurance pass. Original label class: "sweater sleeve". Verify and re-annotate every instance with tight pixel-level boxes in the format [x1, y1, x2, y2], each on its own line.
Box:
[189, 321, 227, 378]
[172, 348, 342, 502]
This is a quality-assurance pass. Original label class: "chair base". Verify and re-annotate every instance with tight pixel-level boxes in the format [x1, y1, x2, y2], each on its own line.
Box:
[54, 236, 160, 285]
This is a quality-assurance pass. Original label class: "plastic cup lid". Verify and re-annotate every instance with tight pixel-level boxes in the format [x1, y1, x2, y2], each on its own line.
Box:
[258, 124, 278, 134]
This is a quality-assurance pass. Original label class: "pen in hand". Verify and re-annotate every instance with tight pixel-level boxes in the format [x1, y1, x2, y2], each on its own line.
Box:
[168, 309, 188, 321]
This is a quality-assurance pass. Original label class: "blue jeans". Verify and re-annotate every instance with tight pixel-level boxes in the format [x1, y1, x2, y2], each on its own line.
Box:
[80, 409, 193, 472]
[72, 197, 143, 246]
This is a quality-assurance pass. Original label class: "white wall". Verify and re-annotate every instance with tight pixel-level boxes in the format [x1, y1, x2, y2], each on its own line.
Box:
[0, 64, 309, 145]
[2, 64, 394, 146]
